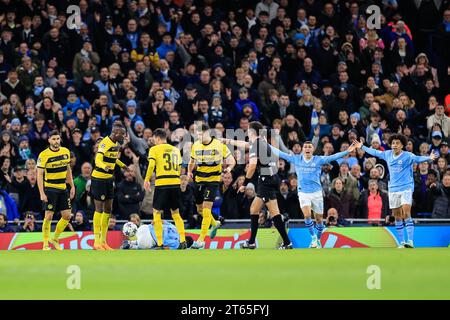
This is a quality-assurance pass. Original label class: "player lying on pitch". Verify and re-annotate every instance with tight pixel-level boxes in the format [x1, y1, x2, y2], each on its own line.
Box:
[120, 221, 194, 250]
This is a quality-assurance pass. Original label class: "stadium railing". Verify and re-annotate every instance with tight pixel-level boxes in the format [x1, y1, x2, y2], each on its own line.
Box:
[9, 218, 450, 225]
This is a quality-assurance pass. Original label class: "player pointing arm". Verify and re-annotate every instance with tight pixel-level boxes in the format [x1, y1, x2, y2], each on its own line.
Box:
[353, 135, 437, 248]
[268, 140, 357, 248]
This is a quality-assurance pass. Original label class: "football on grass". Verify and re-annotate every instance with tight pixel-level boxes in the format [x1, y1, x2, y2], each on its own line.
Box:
[122, 222, 138, 238]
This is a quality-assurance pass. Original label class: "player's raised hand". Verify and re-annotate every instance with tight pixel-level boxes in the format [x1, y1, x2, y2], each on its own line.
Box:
[144, 181, 151, 192]
[347, 141, 358, 152]
[430, 151, 438, 161]
[187, 171, 194, 182]
[353, 139, 364, 149]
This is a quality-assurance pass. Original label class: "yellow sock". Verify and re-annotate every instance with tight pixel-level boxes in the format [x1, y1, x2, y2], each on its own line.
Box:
[171, 211, 186, 243]
[153, 210, 163, 246]
[197, 206, 216, 227]
[42, 219, 51, 246]
[53, 218, 70, 240]
[198, 208, 212, 242]
[93, 211, 102, 245]
[210, 216, 217, 227]
[100, 212, 111, 244]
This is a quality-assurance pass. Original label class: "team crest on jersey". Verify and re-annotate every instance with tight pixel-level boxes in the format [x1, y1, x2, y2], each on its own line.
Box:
[398, 160, 403, 164]
[100, 143, 106, 149]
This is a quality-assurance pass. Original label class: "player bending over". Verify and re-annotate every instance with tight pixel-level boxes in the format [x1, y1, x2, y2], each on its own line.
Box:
[121, 222, 194, 250]
[354, 134, 437, 248]
[269, 140, 357, 248]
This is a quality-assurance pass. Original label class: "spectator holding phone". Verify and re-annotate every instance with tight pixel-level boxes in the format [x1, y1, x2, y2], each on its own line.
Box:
[19, 212, 41, 232]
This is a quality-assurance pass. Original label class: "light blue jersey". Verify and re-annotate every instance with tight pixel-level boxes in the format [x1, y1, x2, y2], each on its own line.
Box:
[336, 156, 358, 168]
[148, 222, 180, 250]
[270, 146, 350, 193]
[362, 146, 430, 192]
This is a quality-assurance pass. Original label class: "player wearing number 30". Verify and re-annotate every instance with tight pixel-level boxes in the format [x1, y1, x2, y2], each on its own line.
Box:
[144, 129, 187, 249]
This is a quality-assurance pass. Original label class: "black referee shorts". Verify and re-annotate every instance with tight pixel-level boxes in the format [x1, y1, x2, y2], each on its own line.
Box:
[90, 178, 114, 201]
[153, 186, 181, 211]
[256, 175, 279, 203]
[43, 187, 71, 212]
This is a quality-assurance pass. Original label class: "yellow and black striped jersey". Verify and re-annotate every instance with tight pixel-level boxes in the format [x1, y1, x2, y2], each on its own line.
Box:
[145, 143, 181, 188]
[37, 147, 70, 190]
[190, 137, 231, 183]
[92, 136, 125, 180]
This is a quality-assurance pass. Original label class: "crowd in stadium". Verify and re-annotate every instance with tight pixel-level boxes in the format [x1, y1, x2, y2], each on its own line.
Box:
[0, 0, 449, 233]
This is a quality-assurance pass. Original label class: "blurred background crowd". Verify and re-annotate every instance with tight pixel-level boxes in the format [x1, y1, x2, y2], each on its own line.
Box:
[0, 0, 449, 233]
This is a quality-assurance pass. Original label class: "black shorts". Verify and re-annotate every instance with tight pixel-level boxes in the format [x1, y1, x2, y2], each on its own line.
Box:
[90, 178, 114, 201]
[194, 183, 219, 205]
[256, 175, 279, 203]
[153, 187, 181, 211]
[43, 188, 71, 212]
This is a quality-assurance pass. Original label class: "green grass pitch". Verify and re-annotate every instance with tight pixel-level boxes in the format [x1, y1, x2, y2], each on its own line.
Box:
[1, 248, 450, 300]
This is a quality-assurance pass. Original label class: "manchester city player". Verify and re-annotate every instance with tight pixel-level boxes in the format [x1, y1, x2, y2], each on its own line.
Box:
[121, 222, 194, 250]
[354, 135, 437, 248]
[269, 140, 358, 248]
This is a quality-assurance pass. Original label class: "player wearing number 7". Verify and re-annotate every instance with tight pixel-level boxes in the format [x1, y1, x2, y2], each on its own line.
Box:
[354, 134, 437, 248]
[188, 124, 236, 249]
[144, 128, 187, 249]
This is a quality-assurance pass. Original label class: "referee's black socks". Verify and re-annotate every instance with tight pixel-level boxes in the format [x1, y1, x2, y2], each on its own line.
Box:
[249, 214, 259, 244]
[272, 214, 291, 245]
